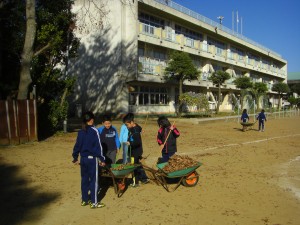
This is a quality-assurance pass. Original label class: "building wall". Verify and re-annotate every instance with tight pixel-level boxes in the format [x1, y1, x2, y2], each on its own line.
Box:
[69, 0, 138, 115]
[69, 0, 288, 115]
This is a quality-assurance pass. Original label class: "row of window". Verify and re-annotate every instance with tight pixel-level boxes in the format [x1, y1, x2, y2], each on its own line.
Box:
[139, 11, 280, 69]
[129, 86, 169, 105]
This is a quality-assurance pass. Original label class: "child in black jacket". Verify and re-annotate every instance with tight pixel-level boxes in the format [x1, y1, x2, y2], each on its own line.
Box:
[123, 113, 149, 187]
[157, 116, 180, 163]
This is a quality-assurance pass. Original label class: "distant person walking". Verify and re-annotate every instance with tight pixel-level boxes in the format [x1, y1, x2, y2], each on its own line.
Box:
[72, 111, 106, 209]
[256, 109, 267, 132]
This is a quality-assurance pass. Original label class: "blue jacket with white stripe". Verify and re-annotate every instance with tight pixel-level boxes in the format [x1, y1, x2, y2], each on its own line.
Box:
[72, 125, 105, 162]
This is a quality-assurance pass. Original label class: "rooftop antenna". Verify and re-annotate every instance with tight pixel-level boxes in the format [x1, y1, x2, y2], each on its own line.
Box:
[232, 11, 234, 31]
[241, 16, 243, 35]
[236, 11, 239, 33]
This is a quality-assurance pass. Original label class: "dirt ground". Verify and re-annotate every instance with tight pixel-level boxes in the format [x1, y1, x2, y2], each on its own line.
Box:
[0, 114, 300, 225]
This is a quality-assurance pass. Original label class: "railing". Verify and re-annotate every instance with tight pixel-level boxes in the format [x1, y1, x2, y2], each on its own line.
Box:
[139, 56, 167, 75]
[141, 23, 156, 36]
[150, 0, 282, 58]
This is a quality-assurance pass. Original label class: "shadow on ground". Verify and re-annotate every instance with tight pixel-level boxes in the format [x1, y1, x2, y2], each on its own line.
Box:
[0, 158, 60, 225]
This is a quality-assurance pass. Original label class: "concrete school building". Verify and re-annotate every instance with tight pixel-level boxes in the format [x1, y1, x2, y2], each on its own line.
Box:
[69, 0, 287, 116]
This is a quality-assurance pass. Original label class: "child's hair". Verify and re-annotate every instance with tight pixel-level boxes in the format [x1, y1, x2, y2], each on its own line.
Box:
[157, 116, 171, 128]
[242, 109, 247, 114]
[102, 114, 112, 123]
[82, 111, 95, 130]
[82, 111, 95, 123]
[123, 113, 134, 123]
[261, 109, 265, 113]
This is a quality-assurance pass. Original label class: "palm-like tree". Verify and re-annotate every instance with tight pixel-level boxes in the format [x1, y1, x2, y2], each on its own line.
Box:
[208, 70, 231, 114]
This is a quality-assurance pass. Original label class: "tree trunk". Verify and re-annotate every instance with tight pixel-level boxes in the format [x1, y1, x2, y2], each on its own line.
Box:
[178, 79, 183, 115]
[17, 0, 36, 100]
[278, 94, 281, 110]
[216, 85, 221, 114]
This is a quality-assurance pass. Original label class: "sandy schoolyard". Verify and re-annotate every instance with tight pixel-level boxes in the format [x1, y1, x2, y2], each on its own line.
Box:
[0, 114, 300, 225]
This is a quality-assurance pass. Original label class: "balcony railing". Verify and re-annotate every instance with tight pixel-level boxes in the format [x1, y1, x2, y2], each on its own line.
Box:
[139, 56, 167, 75]
[138, 22, 286, 78]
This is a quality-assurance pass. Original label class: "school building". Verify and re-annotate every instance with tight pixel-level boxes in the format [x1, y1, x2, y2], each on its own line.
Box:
[69, 0, 287, 116]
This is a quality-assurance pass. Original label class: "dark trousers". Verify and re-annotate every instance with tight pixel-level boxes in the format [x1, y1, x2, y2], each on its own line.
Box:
[80, 156, 99, 204]
[161, 152, 176, 163]
[258, 120, 265, 130]
[132, 156, 148, 183]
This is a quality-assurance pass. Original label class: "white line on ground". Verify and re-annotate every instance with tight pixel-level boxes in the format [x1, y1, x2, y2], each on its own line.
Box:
[147, 133, 300, 164]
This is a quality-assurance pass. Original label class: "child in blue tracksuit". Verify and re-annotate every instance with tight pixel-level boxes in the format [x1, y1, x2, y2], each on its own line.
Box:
[120, 114, 132, 164]
[72, 111, 106, 209]
[256, 109, 267, 132]
[97, 115, 120, 165]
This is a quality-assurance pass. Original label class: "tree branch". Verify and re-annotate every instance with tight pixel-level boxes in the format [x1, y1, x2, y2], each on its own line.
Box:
[33, 42, 51, 57]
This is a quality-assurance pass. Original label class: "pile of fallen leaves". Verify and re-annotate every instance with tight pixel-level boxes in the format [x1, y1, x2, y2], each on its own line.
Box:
[111, 164, 132, 171]
[162, 155, 199, 173]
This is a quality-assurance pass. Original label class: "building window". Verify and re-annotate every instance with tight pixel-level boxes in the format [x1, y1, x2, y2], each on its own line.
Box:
[139, 12, 164, 28]
[129, 86, 169, 105]
[175, 25, 202, 40]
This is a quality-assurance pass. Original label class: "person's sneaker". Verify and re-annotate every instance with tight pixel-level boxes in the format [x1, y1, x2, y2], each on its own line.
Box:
[129, 183, 140, 188]
[262, 129, 265, 132]
[81, 200, 91, 206]
[141, 179, 150, 184]
[90, 202, 105, 209]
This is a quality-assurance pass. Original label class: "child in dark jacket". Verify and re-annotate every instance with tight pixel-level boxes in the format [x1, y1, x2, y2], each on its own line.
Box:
[72, 111, 106, 209]
[241, 109, 250, 132]
[97, 115, 120, 165]
[157, 116, 180, 163]
[241, 109, 250, 123]
[123, 113, 149, 187]
[256, 109, 267, 132]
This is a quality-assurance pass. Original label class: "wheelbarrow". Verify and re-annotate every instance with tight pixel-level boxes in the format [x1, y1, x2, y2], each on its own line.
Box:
[142, 161, 202, 192]
[100, 164, 138, 197]
[240, 120, 257, 131]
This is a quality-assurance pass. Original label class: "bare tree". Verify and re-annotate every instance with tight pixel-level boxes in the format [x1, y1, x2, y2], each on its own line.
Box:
[17, 0, 36, 99]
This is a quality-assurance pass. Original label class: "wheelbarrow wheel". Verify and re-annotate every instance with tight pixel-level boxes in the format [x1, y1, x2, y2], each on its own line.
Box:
[182, 171, 199, 187]
[117, 181, 126, 191]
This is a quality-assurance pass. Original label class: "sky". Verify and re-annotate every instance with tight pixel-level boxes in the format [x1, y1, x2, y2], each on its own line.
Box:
[172, 0, 300, 76]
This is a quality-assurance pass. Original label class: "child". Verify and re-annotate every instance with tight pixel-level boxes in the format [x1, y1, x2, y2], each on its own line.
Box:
[256, 109, 267, 132]
[72, 111, 106, 209]
[119, 113, 133, 164]
[123, 113, 149, 187]
[240, 109, 249, 123]
[97, 115, 121, 165]
[240, 109, 250, 132]
[157, 116, 180, 163]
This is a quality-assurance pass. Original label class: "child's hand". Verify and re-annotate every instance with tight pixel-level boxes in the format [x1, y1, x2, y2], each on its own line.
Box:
[159, 145, 164, 151]
[126, 141, 130, 146]
[99, 161, 105, 167]
[72, 159, 79, 165]
[170, 125, 174, 130]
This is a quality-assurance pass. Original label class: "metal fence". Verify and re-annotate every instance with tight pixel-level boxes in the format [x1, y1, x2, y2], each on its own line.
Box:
[0, 100, 37, 145]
